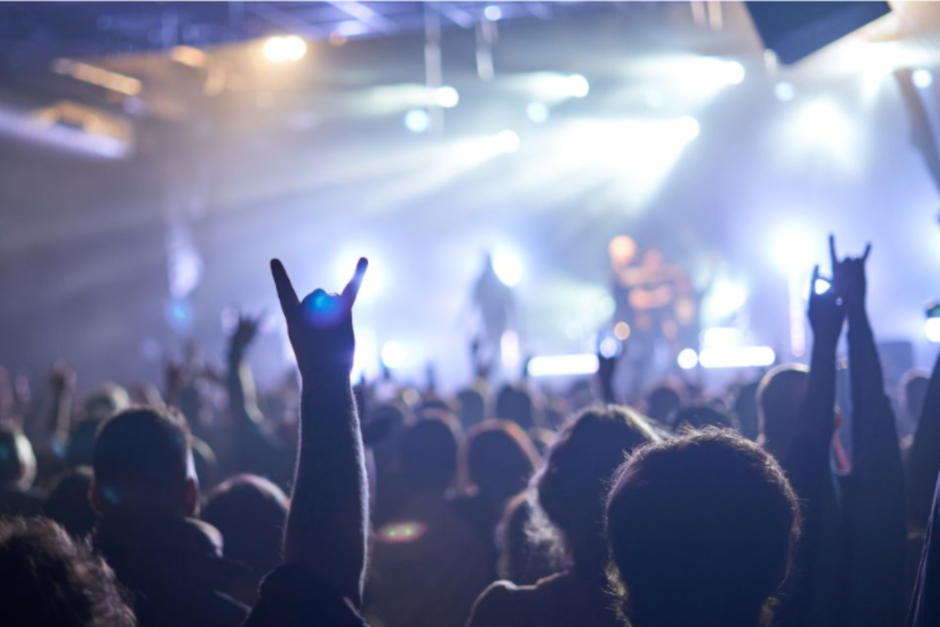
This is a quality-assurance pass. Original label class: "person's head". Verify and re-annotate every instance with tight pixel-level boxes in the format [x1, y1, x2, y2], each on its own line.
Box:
[81, 384, 130, 421]
[202, 474, 288, 580]
[732, 380, 761, 441]
[496, 384, 535, 430]
[644, 382, 683, 425]
[0, 517, 134, 627]
[400, 411, 461, 493]
[0, 422, 36, 490]
[671, 403, 737, 432]
[455, 386, 486, 428]
[534, 405, 659, 571]
[901, 370, 929, 423]
[44, 467, 97, 538]
[757, 364, 810, 461]
[460, 419, 539, 500]
[91, 406, 197, 517]
[606, 429, 800, 627]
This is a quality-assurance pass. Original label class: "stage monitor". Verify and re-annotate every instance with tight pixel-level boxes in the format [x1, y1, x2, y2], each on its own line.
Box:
[745, 1, 891, 65]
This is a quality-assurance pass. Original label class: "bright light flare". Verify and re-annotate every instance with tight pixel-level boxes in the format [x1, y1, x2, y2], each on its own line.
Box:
[433, 86, 460, 108]
[926, 318, 940, 343]
[913, 68, 934, 89]
[404, 109, 430, 133]
[500, 330, 521, 371]
[263, 35, 307, 63]
[703, 280, 747, 321]
[566, 74, 590, 98]
[774, 81, 796, 102]
[380, 340, 408, 369]
[698, 346, 776, 369]
[771, 225, 817, 273]
[527, 354, 598, 377]
[492, 248, 523, 286]
[484, 5, 503, 21]
[526, 102, 549, 123]
[677, 348, 699, 370]
[507, 72, 590, 104]
[598, 336, 619, 359]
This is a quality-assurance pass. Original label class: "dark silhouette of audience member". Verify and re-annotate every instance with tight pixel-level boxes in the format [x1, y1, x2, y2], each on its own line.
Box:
[644, 381, 683, 426]
[468, 405, 659, 627]
[757, 364, 809, 464]
[606, 429, 800, 627]
[910, 462, 940, 626]
[899, 370, 929, 441]
[495, 491, 559, 585]
[453, 419, 540, 562]
[91, 406, 248, 627]
[0, 516, 135, 627]
[908, 349, 940, 533]
[456, 386, 487, 429]
[202, 473, 288, 604]
[368, 411, 493, 627]
[243, 257, 371, 626]
[496, 384, 535, 430]
[731, 379, 761, 441]
[44, 466, 97, 538]
[0, 421, 42, 517]
[670, 403, 737, 432]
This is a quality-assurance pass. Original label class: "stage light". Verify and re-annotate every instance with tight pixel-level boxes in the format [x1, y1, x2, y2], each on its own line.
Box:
[598, 336, 619, 359]
[770, 226, 816, 272]
[677, 115, 701, 141]
[492, 248, 523, 286]
[723, 60, 746, 85]
[434, 86, 460, 108]
[566, 74, 590, 98]
[774, 81, 795, 102]
[613, 321, 631, 341]
[491, 129, 520, 154]
[608, 235, 637, 266]
[526, 102, 549, 123]
[926, 318, 940, 343]
[380, 340, 408, 369]
[913, 68, 934, 89]
[677, 348, 699, 370]
[527, 354, 599, 377]
[263, 35, 307, 63]
[484, 5, 502, 21]
[703, 280, 747, 320]
[501, 330, 521, 371]
[404, 109, 430, 133]
[698, 346, 775, 369]
[166, 299, 192, 332]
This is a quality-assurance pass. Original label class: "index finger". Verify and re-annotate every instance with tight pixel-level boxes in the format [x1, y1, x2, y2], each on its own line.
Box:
[342, 257, 369, 307]
[862, 242, 872, 262]
[829, 234, 838, 270]
[270, 259, 300, 320]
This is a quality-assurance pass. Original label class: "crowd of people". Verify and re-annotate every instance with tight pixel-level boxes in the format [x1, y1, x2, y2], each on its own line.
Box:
[2, 235, 940, 627]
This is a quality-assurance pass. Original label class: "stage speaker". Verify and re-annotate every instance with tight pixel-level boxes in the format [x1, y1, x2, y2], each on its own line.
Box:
[745, 1, 891, 65]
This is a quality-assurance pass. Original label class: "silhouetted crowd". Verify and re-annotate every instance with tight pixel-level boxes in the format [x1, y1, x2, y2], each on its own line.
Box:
[3, 237, 940, 627]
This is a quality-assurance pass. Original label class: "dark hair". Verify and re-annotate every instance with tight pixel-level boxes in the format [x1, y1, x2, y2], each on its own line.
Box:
[0, 517, 135, 627]
[606, 429, 800, 627]
[460, 419, 539, 499]
[44, 467, 96, 539]
[732, 380, 761, 441]
[400, 411, 461, 491]
[0, 421, 35, 489]
[757, 364, 809, 457]
[534, 404, 659, 570]
[456, 387, 486, 428]
[671, 403, 737, 432]
[202, 474, 288, 578]
[93, 406, 192, 512]
[496, 384, 535, 430]
[645, 382, 684, 424]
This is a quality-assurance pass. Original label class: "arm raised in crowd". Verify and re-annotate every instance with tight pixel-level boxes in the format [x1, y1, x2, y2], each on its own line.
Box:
[271, 257, 369, 606]
[908, 348, 940, 532]
[841, 240, 907, 626]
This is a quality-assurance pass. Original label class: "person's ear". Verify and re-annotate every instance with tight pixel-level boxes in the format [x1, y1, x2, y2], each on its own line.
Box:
[89, 481, 104, 515]
[182, 477, 199, 517]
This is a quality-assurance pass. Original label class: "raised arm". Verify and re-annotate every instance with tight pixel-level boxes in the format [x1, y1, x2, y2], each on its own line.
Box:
[841, 240, 907, 626]
[272, 257, 369, 606]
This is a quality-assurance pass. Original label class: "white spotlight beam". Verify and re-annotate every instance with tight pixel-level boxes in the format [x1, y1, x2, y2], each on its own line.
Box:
[527, 354, 599, 377]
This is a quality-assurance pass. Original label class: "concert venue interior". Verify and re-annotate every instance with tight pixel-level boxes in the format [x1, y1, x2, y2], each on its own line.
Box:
[3, 1, 939, 393]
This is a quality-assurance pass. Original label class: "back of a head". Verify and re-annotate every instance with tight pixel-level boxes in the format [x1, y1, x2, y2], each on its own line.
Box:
[902, 371, 930, 421]
[203, 474, 288, 577]
[606, 429, 799, 627]
[0, 517, 134, 627]
[757, 364, 809, 458]
[461, 419, 539, 499]
[732, 380, 761, 441]
[645, 383, 682, 425]
[536, 405, 659, 567]
[0, 422, 36, 490]
[671, 403, 736, 433]
[496, 384, 535, 430]
[44, 467, 97, 538]
[93, 406, 193, 515]
[400, 411, 460, 492]
[456, 387, 486, 428]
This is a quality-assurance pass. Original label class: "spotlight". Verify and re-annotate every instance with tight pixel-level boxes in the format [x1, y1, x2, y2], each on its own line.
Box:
[484, 5, 503, 21]
[492, 248, 523, 286]
[527, 354, 599, 377]
[770, 226, 816, 272]
[723, 60, 746, 85]
[263, 35, 307, 63]
[677, 348, 699, 370]
[703, 280, 747, 320]
[404, 109, 430, 133]
[433, 86, 460, 108]
[913, 68, 934, 89]
[380, 340, 408, 369]
[926, 319, 940, 343]
[566, 74, 590, 98]
[774, 81, 796, 102]
[491, 129, 520, 154]
[677, 115, 701, 141]
[613, 321, 631, 341]
[598, 336, 620, 359]
[500, 330, 521, 370]
[526, 102, 549, 123]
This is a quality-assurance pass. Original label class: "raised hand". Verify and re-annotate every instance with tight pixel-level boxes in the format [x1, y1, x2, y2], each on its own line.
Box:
[840, 241, 872, 315]
[49, 361, 76, 394]
[271, 257, 368, 378]
[229, 312, 262, 359]
[807, 235, 846, 345]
